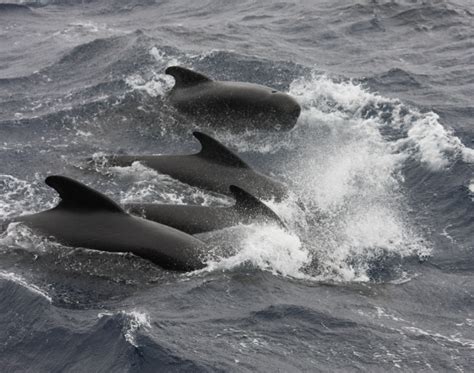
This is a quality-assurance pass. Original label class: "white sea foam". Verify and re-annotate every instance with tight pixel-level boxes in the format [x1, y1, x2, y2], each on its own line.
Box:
[203, 224, 310, 279]
[402, 326, 474, 349]
[98, 309, 151, 348]
[222, 71, 463, 282]
[125, 72, 173, 97]
[6, 71, 460, 284]
[125, 47, 182, 97]
[117, 71, 445, 282]
[290, 72, 474, 171]
[106, 162, 230, 206]
[208, 129, 296, 155]
[203, 72, 441, 282]
[123, 310, 151, 347]
[0, 222, 60, 254]
[0, 174, 53, 220]
[149, 46, 181, 66]
[0, 270, 52, 303]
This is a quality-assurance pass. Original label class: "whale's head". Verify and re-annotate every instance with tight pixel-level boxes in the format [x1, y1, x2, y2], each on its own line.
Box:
[165, 66, 301, 130]
[265, 90, 301, 129]
[218, 84, 301, 130]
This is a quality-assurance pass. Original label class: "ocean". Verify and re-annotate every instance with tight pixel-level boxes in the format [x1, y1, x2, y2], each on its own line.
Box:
[0, 0, 473, 371]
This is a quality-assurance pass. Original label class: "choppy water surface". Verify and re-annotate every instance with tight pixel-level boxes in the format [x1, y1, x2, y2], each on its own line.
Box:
[0, 0, 473, 371]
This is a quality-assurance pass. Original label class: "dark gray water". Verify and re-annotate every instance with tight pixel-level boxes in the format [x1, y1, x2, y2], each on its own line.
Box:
[0, 0, 473, 371]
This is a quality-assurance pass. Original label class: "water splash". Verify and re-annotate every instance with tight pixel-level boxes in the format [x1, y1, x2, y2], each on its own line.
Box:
[202, 224, 310, 279]
[290, 72, 474, 171]
[0, 174, 53, 220]
[105, 161, 230, 206]
[278, 72, 435, 281]
[5, 70, 463, 283]
[98, 310, 151, 348]
[202, 72, 440, 282]
[124, 46, 182, 97]
[125, 72, 173, 97]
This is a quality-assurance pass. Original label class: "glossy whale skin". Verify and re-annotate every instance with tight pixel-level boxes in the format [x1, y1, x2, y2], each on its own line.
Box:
[13, 176, 207, 271]
[105, 132, 288, 202]
[166, 66, 301, 130]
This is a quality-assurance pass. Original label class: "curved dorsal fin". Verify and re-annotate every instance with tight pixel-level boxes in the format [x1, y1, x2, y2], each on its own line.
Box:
[193, 132, 250, 169]
[45, 175, 124, 213]
[165, 66, 212, 89]
[229, 185, 286, 228]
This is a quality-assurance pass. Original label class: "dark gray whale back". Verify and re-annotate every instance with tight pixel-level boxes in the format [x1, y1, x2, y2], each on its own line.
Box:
[126, 185, 286, 234]
[165, 66, 301, 130]
[13, 176, 207, 271]
[105, 131, 288, 202]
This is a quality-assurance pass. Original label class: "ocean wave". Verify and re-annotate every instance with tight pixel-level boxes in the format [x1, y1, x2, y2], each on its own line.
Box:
[124, 46, 180, 97]
[290, 71, 474, 171]
[389, 4, 464, 28]
[0, 300, 158, 372]
[365, 67, 427, 90]
[0, 31, 155, 122]
[98, 309, 151, 347]
[0, 174, 53, 220]
[0, 1, 472, 371]
[278, 72, 434, 281]
[0, 270, 52, 302]
[335, 1, 469, 30]
[84, 68, 448, 283]
[91, 159, 230, 206]
[0, 16, 470, 286]
[202, 224, 309, 279]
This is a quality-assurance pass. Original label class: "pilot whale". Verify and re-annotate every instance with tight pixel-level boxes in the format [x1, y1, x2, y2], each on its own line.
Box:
[103, 131, 288, 201]
[126, 185, 285, 234]
[12, 176, 207, 271]
[165, 66, 301, 130]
